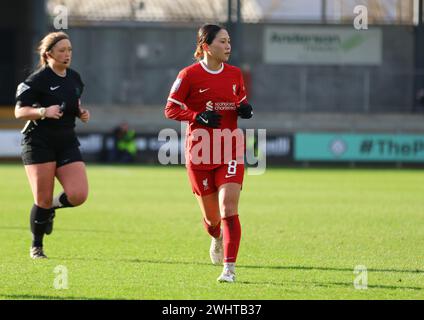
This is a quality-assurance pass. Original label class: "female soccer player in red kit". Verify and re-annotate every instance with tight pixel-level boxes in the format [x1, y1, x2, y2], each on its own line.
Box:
[164, 24, 253, 282]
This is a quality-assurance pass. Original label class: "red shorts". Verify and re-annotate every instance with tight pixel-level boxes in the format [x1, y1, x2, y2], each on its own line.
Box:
[187, 161, 244, 196]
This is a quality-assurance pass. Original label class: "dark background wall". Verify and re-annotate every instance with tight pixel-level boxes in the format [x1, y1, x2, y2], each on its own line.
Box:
[0, 0, 46, 105]
[66, 24, 415, 113]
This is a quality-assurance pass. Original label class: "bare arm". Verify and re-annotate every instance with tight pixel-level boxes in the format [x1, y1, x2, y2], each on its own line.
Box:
[15, 104, 43, 120]
[15, 104, 63, 120]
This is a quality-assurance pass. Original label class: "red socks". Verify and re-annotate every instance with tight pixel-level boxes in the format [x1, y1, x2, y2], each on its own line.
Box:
[202, 215, 242, 263]
[222, 215, 241, 263]
[202, 218, 221, 238]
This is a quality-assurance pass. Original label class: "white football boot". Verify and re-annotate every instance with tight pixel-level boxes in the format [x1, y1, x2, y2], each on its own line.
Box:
[217, 263, 236, 283]
[30, 246, 48, 259]
[209, 231, 223, 265]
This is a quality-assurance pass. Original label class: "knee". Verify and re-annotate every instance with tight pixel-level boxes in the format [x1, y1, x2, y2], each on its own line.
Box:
[36, 194, 53, 209]
[36, 199, 53, 209]
[219, 201, 238, 218]
[204, 217, 221, 227]
[67, 190, 88, 207]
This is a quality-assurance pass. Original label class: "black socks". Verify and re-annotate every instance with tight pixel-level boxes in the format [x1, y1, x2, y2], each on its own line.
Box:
[30, 192, 74, 247]
[59, 192, 74, 207]
[53, 192, 74, 209]
[30, 204, 55, 247]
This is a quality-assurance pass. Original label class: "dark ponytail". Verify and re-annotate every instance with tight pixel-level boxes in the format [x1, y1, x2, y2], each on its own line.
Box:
[194, 24, 224, 61]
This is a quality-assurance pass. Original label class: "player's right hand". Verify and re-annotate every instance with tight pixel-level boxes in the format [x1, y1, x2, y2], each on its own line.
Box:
[195, 110, 222, 128]
[45, 105, 63, 119]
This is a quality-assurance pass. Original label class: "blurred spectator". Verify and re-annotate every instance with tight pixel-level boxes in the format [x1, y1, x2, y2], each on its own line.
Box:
[112, 122, 137, 162]
[417, 88, 424, 111]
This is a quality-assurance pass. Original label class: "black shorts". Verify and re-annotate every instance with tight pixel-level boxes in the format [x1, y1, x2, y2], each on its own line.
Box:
[21, 132, 83, 167]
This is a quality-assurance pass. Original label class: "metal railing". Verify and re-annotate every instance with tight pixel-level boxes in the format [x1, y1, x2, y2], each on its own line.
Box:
[46, 0, 418, 25]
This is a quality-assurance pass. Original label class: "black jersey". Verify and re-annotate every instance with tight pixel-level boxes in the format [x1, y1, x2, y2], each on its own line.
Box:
[15, 66, 84, 131]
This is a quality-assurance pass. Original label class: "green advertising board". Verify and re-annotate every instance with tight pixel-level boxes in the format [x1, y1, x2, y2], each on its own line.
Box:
[295, 133, 424, 162]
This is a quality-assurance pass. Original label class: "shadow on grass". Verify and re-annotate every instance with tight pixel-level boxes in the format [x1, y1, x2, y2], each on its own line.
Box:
[0, 226, 110, 233]
[238, 264, 424, 275]
[6, 256, 423, 293]
[54, 257, 424, 276]
[56, 257, 214, 267]
[0, 293, 121, 300]
[238, 280, 424, 291]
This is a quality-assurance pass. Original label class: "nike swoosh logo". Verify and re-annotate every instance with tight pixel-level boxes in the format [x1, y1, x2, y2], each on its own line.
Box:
[50, 86, 60, 90]
[199, 115, 208, 124]
[199, 88, 210, 93]
[225, 174, 236, 178]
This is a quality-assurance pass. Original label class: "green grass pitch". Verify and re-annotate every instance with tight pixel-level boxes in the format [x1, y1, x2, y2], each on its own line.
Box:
[0, 164, 423, 300]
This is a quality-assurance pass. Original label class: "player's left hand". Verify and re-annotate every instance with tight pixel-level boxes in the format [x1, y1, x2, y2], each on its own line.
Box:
[78, 106, 90, 123]
[237, 103, 253, 119]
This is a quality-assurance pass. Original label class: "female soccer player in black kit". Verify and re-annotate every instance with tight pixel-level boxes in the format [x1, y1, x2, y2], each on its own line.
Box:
[15, 32, 90, 259]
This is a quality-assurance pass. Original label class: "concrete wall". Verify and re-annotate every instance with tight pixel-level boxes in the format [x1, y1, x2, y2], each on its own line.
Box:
[0, 0, 46, 104]
[63, 23, 414, 113]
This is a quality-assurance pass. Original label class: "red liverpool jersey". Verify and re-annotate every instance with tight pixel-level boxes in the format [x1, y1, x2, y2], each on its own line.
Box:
[165, 61, 248, 170]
